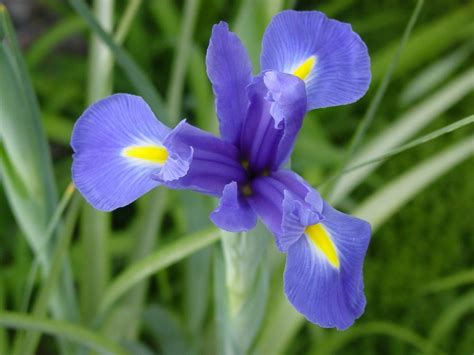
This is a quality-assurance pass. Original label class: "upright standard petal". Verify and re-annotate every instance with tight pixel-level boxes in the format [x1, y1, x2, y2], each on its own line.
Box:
[206, 21, 253, 145]
[261, 10, 371, 110]
[210, 181, 257, 232]
[159, 121, 247, 196]
[282, 192, 371, 330]
[239, 72, 306, 173]
[71, 94, 191, 211]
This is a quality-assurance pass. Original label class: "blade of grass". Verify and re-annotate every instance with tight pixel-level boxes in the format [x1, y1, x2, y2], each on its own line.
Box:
[20, 183, 76, 314]
[68, 0, 168, 122]
[98, 227, 220, 317]
[327, 0, 424, 201]
[313, 321, 443, 355]
[427, 291, 474, 354]
[371, 3, 474, 83]
[329, 68, 474, 205]
[13, 193, 81, 355]
[166, 0, 201, 124]
[420, 270, 474, 295]
[319, 115, 474, 187]
[79, 0, 114, 325]
[0, 312, 128, 355]
[26, 15, 86, 68]
[353, 137, 474, 231]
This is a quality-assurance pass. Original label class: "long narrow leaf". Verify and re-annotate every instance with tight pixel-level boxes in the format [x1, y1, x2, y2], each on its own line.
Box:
[353, 137, 473, 231]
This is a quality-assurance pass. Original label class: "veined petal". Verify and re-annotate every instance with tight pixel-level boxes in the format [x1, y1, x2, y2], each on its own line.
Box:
[210, 181, 257, 232]
[160, 121, 247, 196]
[239, 72, 306, 173]
[283, 196, 371, 330]
[261, 10, 371, 110]
[71, 94, 190, 211]
[206, 21, 253, 145]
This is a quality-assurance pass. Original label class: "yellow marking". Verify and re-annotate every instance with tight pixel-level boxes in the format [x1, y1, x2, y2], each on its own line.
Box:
[123, 145, 168, 164]
[241, 159, 249, 170]
[292, 56, 316, 80]
[305, 223, 339, 269]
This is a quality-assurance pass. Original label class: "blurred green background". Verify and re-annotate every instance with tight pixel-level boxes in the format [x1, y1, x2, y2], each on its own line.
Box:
[0, 0, 473, 354]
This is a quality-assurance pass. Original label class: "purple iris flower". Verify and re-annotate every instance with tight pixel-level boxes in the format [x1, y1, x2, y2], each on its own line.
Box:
[71, 10, 371, 330]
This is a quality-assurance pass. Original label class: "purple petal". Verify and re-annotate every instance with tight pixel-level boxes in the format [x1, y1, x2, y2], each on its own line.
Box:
[160, 121, 247, 196]
[247, 170, 316, 240]
[239, 72, 306, 173]
[261, 10, 371, 110]
[206, 21, 253, 145]
[283, 200, 371, 330]
[71, 94, 175, 211]
[210, 181, 257, 232]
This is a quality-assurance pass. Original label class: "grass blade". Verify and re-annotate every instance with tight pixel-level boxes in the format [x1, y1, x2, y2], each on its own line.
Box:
[330, 68, 474, 205]
[68, 0, 168, 122]
[166, 0, 201, 124]
[319, 115, 474, 185]
[353, 137, 473, 231]
[328, 0, 424, 201]
[98, 227, 220, 317]
[420, 270, 474, 295]
[313, 321, 443, 355]
[0, 312, 128, 355]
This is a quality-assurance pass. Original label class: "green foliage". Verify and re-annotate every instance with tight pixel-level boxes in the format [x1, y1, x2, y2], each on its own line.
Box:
[0, 0, 472, 354]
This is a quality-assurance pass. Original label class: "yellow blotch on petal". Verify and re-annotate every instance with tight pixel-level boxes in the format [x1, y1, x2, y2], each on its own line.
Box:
[292, 56, 316, 80]
[123, 145, 168, 164]
[305, 223, 340, 269]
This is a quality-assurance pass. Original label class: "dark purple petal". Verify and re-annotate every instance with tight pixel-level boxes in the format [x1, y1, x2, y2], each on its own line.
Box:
[71, 94, 182, 211]
[261, 10, 371, 110]
[210, 181, 258, 232]
[206, 21, 253, 145]
[160, 121, 247, 196]
[239, 72, 306, 173]
[283, 199, 371, 330]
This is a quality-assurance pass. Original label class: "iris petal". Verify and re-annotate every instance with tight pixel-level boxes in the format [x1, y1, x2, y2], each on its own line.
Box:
[239, 72, 306, 173]
[160, 121, 247, 196]
[283, 197, 371, 330]
[210, 181, 258, 232]
[261, 10, 371, 110]
[71, 94, 189, 211]
[206, 21, 253, 145]
[248, 170, 318, 240]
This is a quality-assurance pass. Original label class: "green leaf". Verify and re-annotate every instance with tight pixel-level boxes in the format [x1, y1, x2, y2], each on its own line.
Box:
[330, 68, 474, 205]
[420, 270, 474, 295]
[26, 15, 87, 68]
[98, 227, 220, 317]
[143, 304, 193, 355]
[427, 291, 474, 354]
[313, 321, 443, 355]
[68, 0, 168, 122]
[353, 137, 474, 231]
[328, 0, 424, 200]
[371, 3, 474, 83]
[0, 312, 128, 355]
